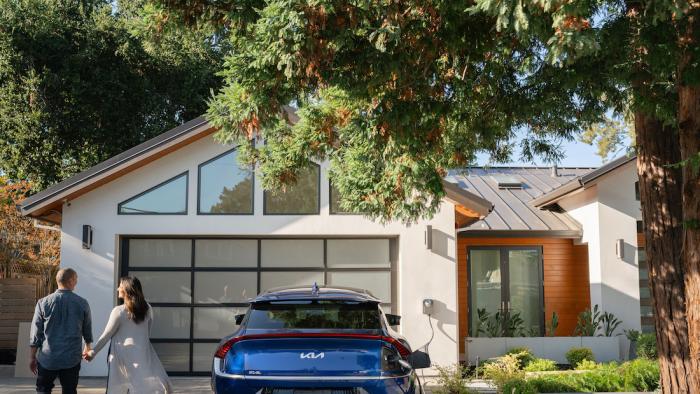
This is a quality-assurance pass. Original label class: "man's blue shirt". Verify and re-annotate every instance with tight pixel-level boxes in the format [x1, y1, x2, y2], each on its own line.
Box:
[30, 289, 92, 370]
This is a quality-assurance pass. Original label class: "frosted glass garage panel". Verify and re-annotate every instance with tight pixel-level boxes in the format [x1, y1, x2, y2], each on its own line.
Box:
[261, 239, 323, 267]
[153, 343, 189, 372]
[328, 271, 391, 302]
[193, 343, 219, 371]
[261, 271, 325, 292]
[327, 239, 390, 268]
[150, 307, 190, 339]
[193, 307, 247, 339]
[130, 271, 191, 303]
[194, 272, 257, 303]
[195, 239, 257, 267]
[128, 239, 191, 267]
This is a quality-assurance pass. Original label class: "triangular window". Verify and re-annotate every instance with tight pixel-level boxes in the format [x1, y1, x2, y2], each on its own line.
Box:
[118, 172, 188, 214]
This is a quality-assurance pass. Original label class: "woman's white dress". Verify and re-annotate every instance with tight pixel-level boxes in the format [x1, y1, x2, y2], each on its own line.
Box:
[91, 305, 172, 394]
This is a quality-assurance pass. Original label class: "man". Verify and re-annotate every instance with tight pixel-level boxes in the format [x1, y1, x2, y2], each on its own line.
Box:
[29, 268, 93, 394]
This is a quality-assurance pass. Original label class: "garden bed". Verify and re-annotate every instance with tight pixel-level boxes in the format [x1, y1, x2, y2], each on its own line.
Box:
[466, 336, 622, 365]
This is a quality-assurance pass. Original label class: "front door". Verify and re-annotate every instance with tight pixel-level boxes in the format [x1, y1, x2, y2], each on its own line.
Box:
[468, 246, 544, 337]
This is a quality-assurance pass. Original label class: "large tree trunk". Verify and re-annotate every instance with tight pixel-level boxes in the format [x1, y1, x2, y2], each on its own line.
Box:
[678, 84, 700, 394]
[676, 7, 700, 392]
[635, 112, 694, 393]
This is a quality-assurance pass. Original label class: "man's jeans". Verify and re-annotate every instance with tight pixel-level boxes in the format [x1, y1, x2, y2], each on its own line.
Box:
[36, 362, 80, 394]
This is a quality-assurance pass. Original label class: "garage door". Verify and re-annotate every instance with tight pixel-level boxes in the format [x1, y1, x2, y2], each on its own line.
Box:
[120, 237, 395, 375]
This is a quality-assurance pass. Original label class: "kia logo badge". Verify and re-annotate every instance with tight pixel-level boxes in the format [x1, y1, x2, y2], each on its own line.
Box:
[300, 352, 325, 359]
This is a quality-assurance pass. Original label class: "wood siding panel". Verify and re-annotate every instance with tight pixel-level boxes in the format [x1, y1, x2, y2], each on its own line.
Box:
[0, 278, 37, 350]
[457, 237, 590, 354]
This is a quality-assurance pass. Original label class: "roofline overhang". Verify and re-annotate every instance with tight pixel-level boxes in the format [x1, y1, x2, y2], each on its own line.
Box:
[19, 117, 212, 218]
[457, 229, 583, 238]
[18, 116, 494, 223]
[442, 180, 494, 219]
[532, 154, 637, 209]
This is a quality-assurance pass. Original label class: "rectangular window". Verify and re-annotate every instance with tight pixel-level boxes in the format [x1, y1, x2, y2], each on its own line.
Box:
[638, 246, 653, 332]
[635, 181, 640, 201]
[264, 164, 320, 214]
[198, 149, 254, 214]
[468, 246, 544, 337]
[246, 301, 382, 330]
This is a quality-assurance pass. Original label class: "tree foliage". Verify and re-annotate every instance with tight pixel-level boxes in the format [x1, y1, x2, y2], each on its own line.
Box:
[147, 0, 624, 222]
[0, 0, 224, 189]
[580, 111, 635, 162]
[0, 178, 60, 276]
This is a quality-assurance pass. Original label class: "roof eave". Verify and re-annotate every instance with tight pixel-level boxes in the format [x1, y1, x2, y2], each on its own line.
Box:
[458, 229, 583, 238]
[530, 179, 584, 208]
[441, 180, 494, 218]
[19, 117, 212, 218]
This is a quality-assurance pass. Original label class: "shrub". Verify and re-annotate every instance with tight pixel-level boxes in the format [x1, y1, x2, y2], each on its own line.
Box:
[574, 359, 599, 371]
[433, 364, 473, 394]
[500, 376, 537, 394]
[523, 358, 558, 372]
[528, 369, 624, 393]
[565, 347, 595, 368]
[481, 354, 522, 381]
[621, 359, 660, 391]
[636, 333, 658, 359]
[504, 347, 535, 368]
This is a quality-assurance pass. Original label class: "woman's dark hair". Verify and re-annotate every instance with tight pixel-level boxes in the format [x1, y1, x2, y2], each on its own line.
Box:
[119, 276, 149, 324]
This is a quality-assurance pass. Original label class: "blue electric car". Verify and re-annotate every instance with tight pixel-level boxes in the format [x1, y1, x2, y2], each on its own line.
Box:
[211, 285, 431, 394]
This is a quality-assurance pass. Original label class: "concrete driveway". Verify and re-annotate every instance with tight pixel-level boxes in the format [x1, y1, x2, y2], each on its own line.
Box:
[0, 376, 212, 394]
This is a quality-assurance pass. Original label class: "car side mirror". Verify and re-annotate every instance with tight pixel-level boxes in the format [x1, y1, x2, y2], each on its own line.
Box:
[407, 350, 431, 369]
[234, 314, 245, 325]
[386, 314, 401, 326]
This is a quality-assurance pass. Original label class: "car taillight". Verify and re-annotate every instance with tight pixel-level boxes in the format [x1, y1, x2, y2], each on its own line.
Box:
[214, 337, 239, 358]
[380, 336, 411, 358]
[213, 333, 411, 359]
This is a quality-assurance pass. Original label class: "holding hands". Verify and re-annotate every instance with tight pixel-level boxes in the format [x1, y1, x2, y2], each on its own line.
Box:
[82, 344, 95, 362]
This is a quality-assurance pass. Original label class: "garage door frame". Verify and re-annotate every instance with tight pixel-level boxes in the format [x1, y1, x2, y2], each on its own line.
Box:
[119, 236, 397, 376]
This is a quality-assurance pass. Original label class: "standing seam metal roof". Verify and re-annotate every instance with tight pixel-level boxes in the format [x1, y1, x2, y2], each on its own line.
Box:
[447, 167, 594, 233]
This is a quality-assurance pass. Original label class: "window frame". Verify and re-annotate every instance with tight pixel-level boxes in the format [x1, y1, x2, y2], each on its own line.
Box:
[117, 172, 189, 215]
[263, 163, 321, 215]
[196, 147, 255, 216]
[466, 245, 545, 337]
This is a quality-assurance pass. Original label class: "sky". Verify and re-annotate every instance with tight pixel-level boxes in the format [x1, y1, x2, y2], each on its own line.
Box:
[475, 133, 632, 168]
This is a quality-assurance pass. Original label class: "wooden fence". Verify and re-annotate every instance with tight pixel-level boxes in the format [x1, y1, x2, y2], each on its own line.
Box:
[0, 278, 37, 350]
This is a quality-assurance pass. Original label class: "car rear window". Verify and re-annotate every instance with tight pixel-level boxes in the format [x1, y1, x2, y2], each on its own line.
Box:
[247, 301, 382, 330]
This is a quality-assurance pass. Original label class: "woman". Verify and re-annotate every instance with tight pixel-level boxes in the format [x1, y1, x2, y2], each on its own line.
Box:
[86, 277, 172, 393]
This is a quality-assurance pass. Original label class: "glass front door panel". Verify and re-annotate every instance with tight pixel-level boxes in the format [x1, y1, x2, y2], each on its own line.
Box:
[469, 249, 502, 336]
[469, 247, 543, 337]
[508, 249, 542, 335]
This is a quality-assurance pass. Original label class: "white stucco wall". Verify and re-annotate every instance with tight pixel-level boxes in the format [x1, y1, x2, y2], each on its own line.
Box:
[559, 162, 642, 339]
[58, 135, 459, 376]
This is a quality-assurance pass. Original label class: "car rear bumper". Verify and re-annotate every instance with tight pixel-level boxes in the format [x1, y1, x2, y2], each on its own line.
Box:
[212, 359, 420, 394]
[213, 377, 418, 394]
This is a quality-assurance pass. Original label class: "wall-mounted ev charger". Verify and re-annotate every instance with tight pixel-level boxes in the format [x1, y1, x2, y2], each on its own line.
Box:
[422, 298, 434, 315]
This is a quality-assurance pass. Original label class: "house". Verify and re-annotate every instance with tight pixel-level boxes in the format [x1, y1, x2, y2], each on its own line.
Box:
[450, 155, 646, 363]
[19, 117, 646, 376]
